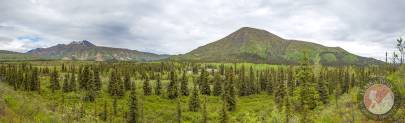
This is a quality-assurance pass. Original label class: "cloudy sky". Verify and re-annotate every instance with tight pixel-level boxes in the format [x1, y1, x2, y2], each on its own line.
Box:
[0, 0, 404, 60]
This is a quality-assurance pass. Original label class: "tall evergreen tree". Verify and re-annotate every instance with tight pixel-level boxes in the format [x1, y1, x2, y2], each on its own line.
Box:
[143, 76, 152, 96]
[202, 96, 208, 123]
[224, 68, 236, 111]
[94, 68, 101, 91]
[176, 97, 182, 123]
[127, 86, 139, 123]
[167, 71, 178, 99]
[213, 73, 223, 96]
[85, 71, 97, 102]
[220, 97, 229, 123]
[188, 84, 200, 112]
[180, 71, 189, 96]
[30, 67, 40, 92]
[155, 76, 162, 95]
[50, 67, 60, 92]
[109, 69, 124, 98]
[295, 53, 320, 123]
[317, 71, 329, 104]
[62, 74, 70, 93]
[69, 73, 77, 92]
[200, 68, 210, 95]
[124, 73, 132, 91]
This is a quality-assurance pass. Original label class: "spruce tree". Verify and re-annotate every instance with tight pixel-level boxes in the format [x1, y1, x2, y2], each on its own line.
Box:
[143, 76, 152, 96]
[220, 97, 229, 123]
[176, 96, 182, 123]
[30, 67, 40, 92]
[167, 71, 178, 99]
[85, 71, 97, 102]
[127, 86, 139, 123]
[213, 73, 222, 96]
[94, 69, 101, 91]
[200, 69, 210, 95]
[224, 68, 236, 111]
[109, 69, 124, 98]
[202, 96, 208, 123]
[50, 67, 60, 92]
[188, 84, 200, 112]
[317, 71, 329, 104]
[63, 74, 70, 93]
[124, 73, 132, 91]
[180, 71, 189, 96]
[155, 76, 162, 95]
[296, 53, 319, 122]
[69, 73, 77, 92]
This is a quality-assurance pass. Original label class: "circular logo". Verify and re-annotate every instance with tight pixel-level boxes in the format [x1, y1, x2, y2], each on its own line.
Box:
[359, 77, 401, 121]
[363, 84, 395, 114]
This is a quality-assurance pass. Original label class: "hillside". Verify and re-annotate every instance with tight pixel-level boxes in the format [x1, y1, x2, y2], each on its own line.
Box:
[171, 27, 382, 65]
[0, 50, 39, 61]
[26, 40, 170, 61]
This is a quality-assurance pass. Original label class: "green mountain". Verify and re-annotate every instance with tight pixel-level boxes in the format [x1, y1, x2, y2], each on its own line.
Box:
[26, 40, 170, 61]
[0, 50, 39, 61]
[171, 27, 382, 65]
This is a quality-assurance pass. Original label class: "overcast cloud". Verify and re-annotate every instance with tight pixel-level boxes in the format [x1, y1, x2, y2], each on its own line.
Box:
[0, 0, 404, 60]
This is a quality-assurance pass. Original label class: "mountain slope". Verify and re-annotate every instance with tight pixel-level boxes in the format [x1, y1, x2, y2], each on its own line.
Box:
[171, 27, 382, 65]
[26, 40, 169, 61]
[0, 50, 39, 61]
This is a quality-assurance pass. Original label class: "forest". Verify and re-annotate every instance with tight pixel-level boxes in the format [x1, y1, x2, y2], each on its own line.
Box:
[0, 53, 404, 123]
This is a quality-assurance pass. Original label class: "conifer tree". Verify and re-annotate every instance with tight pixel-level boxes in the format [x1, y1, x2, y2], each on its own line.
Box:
[220, 97, 229, 123]
[155, 76, 162, 95]
[63, 74, 70, 93]
[143, 76, 152, 96]
[127, 85, 139, 123]
[259, 72, 267, 91]
[30, 67, 40, 92]
[109, 69, 124, 98]
[213, 73, 223, 96]
[224, 68, 236, 111]
[296, 53, 319, 122]
[85, 71, 97, 102]
[176, 97, 182, 123]
[188, 84, 200, 112]
[50, 67, 60, 92]
[180, 71, 189, 96]
[124, 73, 132, 91]
[167, 71, 178, 99]
[248, 66, 256, 95]
[94, 68, 101, 91]
[202, 96, 208, 123]
[317, 71, 329, 104]
[69, 73, 77, 92]
[200, 68, 210, 95]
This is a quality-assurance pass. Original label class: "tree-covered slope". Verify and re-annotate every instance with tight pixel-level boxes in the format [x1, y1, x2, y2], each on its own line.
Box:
[0, 50, 39, 61]
[171, 27, 382, 65]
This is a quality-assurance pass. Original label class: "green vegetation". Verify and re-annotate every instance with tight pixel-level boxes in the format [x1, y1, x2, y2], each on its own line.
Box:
[172, 27, 382, 65]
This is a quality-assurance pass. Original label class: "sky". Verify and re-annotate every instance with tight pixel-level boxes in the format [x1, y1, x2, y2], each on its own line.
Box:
[0, 0, 404, 60]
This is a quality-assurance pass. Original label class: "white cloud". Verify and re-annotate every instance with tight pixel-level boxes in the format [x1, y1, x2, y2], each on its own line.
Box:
[0, 0, 404, 59]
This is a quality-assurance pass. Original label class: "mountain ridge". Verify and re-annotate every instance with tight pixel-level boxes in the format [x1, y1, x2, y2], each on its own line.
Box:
[26, 40, 170, 61]
[170, 27, 382, 65]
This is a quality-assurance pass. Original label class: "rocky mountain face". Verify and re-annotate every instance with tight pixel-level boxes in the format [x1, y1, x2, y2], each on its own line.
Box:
[26, 40, 170, 61]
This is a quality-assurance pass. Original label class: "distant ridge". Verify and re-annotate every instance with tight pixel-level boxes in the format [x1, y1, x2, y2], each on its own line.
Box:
[26, 40, 170, 61]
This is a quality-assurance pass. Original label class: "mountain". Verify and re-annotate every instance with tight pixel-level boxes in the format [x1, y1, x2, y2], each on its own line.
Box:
[0, 50, 39, 61]
[26, 40, 170, 61]
[171, 27, 382, 65]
